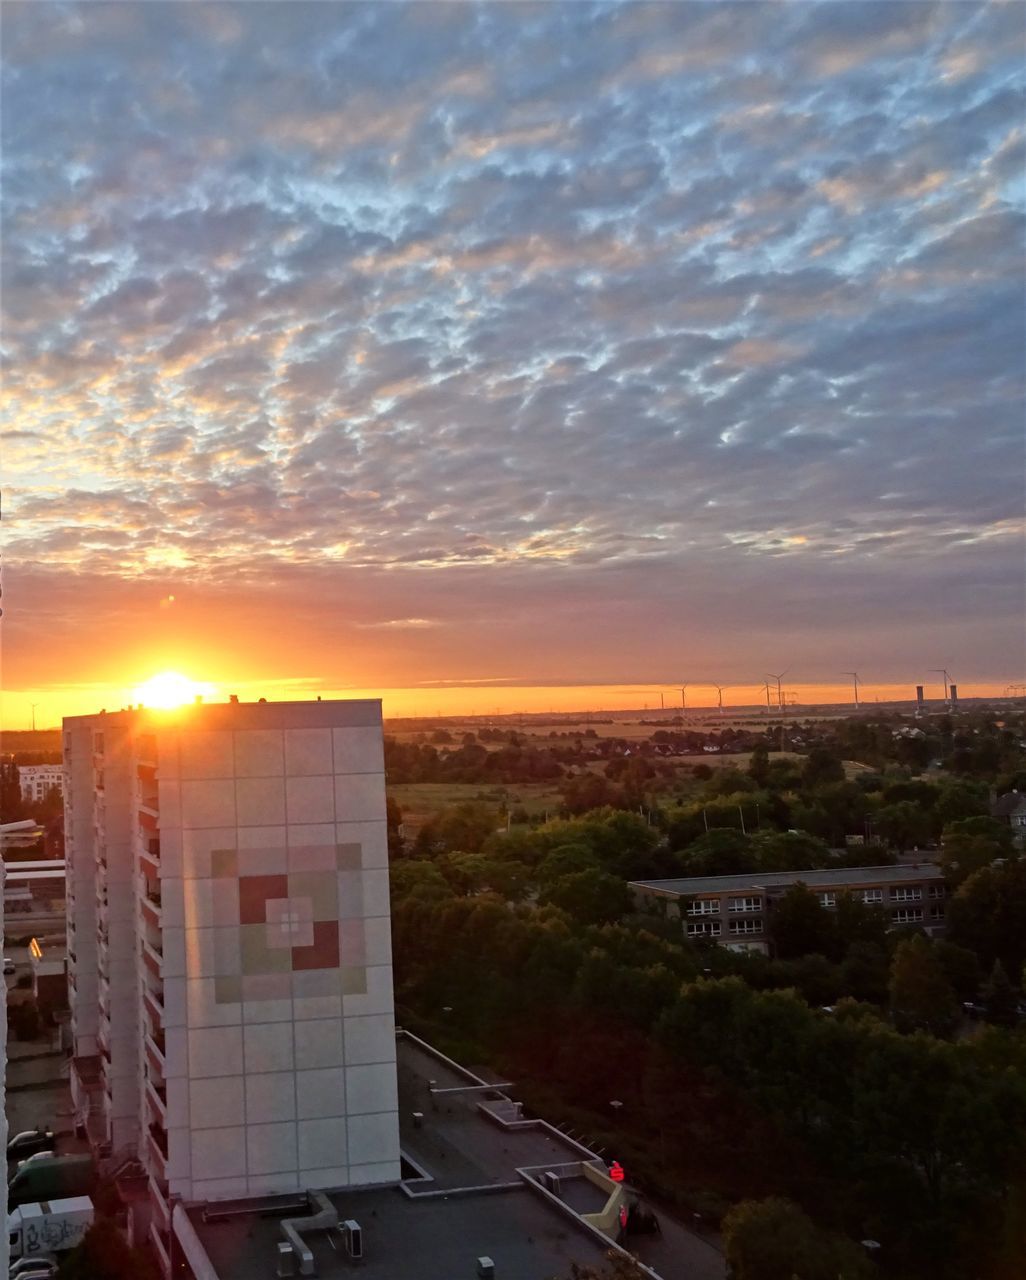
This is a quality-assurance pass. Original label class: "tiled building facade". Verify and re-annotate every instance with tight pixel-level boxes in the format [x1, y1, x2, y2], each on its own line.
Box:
[64, 699, 400, 1275]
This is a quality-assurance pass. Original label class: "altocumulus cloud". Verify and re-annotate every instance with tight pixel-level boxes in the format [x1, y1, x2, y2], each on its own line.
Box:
[2, 0, 1023, 688]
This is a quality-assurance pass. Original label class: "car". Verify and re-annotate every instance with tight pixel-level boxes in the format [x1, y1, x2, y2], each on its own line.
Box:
[11, 1258, 59, 1279]
[6, 1128, 56, 1161]
[17, 1150, 56, 1172]
[3, 957, 16, 975]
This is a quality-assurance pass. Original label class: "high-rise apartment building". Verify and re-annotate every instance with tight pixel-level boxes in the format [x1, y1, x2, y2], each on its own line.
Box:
[64, 699, 400, 1275]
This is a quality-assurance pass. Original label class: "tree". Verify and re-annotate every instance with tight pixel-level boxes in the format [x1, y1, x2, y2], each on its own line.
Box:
[678, 828, 755, 877]
[748, 743, 770, 785]
[983, 960, 1018, 1028]
[940, 831, 1007, 886]
[889, 935, 960, 1037]
[538, 868, 633, 926]
[723, 1197, 874, 1280]
[58, 1220, 159, 1279]
[801, 747, 845, 789]
[752, 829, 831, 872]
[875, 801, 931, 852]
[768, 884, 835, 960]
[947, 860, 1026, 979]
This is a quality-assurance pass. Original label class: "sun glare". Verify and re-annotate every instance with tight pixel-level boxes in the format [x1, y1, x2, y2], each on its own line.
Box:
[133, 671, 215, 710]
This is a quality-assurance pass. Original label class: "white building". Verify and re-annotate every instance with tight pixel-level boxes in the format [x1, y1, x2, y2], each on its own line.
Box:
[64, 698, 400, 1276]
[18, 764, 64, 804]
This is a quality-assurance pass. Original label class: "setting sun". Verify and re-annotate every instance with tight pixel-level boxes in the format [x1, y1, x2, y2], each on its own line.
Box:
[132, 671, 216, 710]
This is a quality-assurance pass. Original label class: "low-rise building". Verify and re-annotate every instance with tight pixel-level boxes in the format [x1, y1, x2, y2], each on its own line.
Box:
[18, 765, 64, 805]
[631, 864, 948, 955]
[992, 791, 1026, 847]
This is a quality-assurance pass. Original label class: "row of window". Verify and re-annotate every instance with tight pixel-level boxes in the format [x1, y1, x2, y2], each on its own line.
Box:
[691, 884, 946, 916]
[688, 895, 763, 915]
[893, 907, 945, 924]
[688, 907, 946, 935]
[687, 918, 765, 938]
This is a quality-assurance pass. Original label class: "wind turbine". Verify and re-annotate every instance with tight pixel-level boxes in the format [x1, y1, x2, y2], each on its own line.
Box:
[680, 685, 688, 714]
[763, 681, 772, 711]
[842, 671, 860, 710]
[767, 670, 789, 711]
[929, 668, 951, 702]
[713, 684, 728, 714]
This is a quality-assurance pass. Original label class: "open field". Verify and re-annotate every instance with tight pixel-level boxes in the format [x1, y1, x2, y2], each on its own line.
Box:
[388, 781, 566, 831]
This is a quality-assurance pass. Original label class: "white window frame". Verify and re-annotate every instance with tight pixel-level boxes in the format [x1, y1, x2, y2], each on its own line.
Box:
[728, 918, 764, 935]
[686, 920, 722, 937]
[686, 899, 720, 916]
[927, 884, 945, 900]
[727, 895, 762, 914]
[929, 906, 945, 921]
[861, 889, 883, 904]
[817, 892, 837, 908]
[892, 907, 924, 925]
[891, 888, 922, 903]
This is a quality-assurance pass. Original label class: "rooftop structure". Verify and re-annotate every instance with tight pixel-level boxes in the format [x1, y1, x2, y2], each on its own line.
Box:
[632, 864, 947, 955]
[172, 1029, 724, 1280]
[63, 698, 400, 1277]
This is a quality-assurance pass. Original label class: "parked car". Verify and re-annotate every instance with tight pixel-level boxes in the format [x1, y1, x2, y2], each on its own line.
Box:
[3, 957, 16, 975]
[17, 1150, 56, 1172]
[6, 1129, 55, 1161]
[10, 1257, 60, 1279]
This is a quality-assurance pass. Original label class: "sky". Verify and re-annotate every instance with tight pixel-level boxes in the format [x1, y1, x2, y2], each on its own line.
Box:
[2, 0, 1024, 724]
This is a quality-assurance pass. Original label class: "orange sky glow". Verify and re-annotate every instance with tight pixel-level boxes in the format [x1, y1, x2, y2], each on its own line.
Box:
[5, 677, 1014, 732]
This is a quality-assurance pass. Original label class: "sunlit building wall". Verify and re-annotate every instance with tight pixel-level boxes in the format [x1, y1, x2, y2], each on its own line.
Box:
[64, 699, 400, 1276]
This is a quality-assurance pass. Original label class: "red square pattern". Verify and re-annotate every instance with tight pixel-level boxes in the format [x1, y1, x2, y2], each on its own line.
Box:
[239, 875, 289, 924]
[291, 920, 340, 971]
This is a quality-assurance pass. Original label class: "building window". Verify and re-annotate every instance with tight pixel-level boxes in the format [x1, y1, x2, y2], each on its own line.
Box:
[891, 888, 922, 903]
[927, 884, 945, 900]
[728, 896, 762, 914]
[729, 918, 764, 935]
[893, 908, 924, 925]
[930, 907, 945, 921]
[861, 889, 883, 904]
[686, 899, 720, 916]
[817, 893, 837, 908]
[687, 920, 722, 937]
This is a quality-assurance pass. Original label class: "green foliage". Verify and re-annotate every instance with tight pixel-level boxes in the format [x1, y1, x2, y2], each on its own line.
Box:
[801, 747, 846, 790]
[676, 827, 755, 876]
[723, 1197, 874, 1280]
[874, 801, 931, 852]
[57, 1220, 159, 1280]
[751, 829, 831, 871]
[538, 868, 633, 926]
[983, 960, 1019, 1028]
[947, 859, 1026, 978]
[889, 935, 960, 1037]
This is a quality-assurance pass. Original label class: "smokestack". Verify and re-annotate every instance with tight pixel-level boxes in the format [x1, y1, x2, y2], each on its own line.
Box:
[949, 684, 958, 705]
[915, 685, 925, 710]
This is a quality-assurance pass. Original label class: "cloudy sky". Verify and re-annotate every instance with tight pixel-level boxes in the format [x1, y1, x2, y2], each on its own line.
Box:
[3, 0, 1024, 719]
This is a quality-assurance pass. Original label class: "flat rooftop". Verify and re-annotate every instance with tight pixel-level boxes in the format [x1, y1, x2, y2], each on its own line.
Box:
[187, 1033, 631, 1280]
[632, 862, 943, 897]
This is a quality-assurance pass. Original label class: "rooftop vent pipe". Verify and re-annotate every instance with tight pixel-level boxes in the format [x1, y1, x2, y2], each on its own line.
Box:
[280, 1191, 339, 1277]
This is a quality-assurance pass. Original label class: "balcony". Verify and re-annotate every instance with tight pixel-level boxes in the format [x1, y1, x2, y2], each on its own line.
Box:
[142, 937, 164, 977]
[147, 1127, 168, 1185]
[146, 1076, 167, 1124]
[141, 891, 162, 927]
[149, 1174, 171, 1234]
[150, 1223, 171, 1277]
[143, 985, 164, 1031]
[145, 1030, 166, 1081]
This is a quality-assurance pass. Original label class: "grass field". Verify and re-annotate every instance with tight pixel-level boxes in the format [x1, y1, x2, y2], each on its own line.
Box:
[388, 780, 566, 831]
